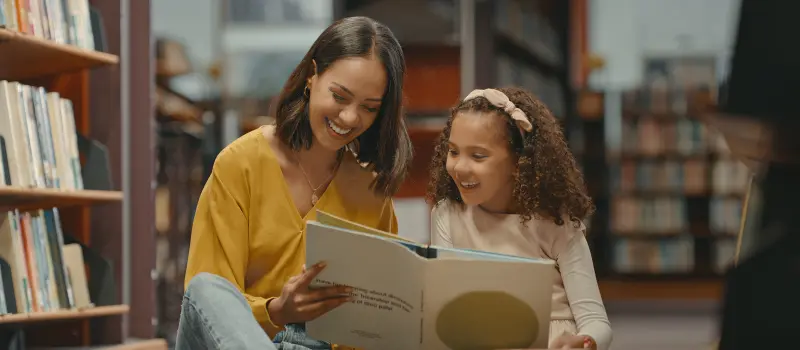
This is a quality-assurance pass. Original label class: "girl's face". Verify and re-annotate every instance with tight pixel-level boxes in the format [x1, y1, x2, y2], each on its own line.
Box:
[446, 111, 518, 212]
[307, 56, 387, 152]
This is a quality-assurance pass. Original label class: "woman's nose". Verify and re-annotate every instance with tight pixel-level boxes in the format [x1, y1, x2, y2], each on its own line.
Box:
[337, 105, 359, 127]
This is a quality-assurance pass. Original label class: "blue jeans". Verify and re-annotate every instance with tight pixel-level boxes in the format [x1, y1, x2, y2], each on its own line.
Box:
[176, 272, 332, 350]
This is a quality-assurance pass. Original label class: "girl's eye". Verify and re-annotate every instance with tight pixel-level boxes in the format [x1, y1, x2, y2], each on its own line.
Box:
[364, 106, 378, 113]
[447, 149, 458, 156]
[472, 154, 487, 160]
[333, 93, 346, 102]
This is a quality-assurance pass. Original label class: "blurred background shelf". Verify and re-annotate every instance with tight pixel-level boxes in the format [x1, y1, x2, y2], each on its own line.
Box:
[599, 280, 723, 301]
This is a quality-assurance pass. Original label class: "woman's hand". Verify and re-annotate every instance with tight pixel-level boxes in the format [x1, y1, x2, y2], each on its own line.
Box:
[549, 333, 596, 349]
[267, 262, 353, 325]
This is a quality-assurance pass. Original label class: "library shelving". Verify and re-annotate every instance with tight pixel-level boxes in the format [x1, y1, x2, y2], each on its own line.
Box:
[575, 86, 749, 300]
[0, 28, 118, 81]
[152, 37, 211, 345]
[571, 90, 610, 275]
[0, 187, 122, 212]
[492, 0, 569, 122]
[0, 0, 163, 349]
[0, 304, 129, 325]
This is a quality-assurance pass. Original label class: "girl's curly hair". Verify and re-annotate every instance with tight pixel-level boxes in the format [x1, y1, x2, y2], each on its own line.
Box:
[425, 86, 594, 227]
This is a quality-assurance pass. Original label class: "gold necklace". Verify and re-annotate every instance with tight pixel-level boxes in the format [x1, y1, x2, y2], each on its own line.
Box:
[292, 149, 344, 206]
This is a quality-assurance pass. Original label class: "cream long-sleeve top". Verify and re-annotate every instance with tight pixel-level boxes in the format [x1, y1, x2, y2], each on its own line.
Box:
[430, 200, 612, 350]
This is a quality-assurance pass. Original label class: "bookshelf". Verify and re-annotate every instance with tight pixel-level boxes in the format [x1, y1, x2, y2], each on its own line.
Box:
[0, 305, 129, 325]
[0, 28, 118, 81]
[0, 0, 163, 349]
[0, 187, 123, 212]
[574, 83, 748, 300]
[571, 90, 610, 275]
[153, 37, 210, 345]
[490, 0, 570, 124]
[395, 0, 572, 198]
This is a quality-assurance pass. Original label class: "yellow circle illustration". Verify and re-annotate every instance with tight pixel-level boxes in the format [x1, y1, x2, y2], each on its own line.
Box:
[435, 291, 539, 350]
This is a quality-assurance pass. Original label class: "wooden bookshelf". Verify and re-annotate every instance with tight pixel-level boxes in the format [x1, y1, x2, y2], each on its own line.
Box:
[0, 28, 119, 81]
[31, 338, 168, 350]
[0, 305, 129, 325]
[0, 187, 123, 211]
[0, 0, 162, 348]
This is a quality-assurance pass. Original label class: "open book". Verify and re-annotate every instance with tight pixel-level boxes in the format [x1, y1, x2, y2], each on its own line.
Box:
[305, 211, 555, 350]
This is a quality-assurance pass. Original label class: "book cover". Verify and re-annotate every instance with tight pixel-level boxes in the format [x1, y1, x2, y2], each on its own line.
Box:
[304, 214, 555, 350]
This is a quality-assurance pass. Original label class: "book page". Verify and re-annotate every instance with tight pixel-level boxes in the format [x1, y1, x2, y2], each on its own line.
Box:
[305, 221, 424, 350]
[432, 246, 549, 263]
[421, 259, 555, 350]
[316, 210, 415, 243]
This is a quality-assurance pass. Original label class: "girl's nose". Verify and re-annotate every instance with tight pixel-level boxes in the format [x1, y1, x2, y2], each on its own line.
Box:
[452, 158, 471, 178]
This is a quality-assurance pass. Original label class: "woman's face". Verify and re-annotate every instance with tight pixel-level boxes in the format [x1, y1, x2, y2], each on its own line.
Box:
[307, 56, 387, 152]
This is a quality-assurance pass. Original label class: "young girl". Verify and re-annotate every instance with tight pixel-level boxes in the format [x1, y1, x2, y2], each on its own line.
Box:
[426, 87, 612, 350]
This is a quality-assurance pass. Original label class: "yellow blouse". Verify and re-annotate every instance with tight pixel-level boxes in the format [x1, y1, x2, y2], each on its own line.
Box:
[184, 127, 398, 339]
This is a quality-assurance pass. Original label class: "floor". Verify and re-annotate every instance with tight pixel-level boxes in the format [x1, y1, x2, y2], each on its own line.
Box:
[605, 301, 719, 350]
[161, 302, 721, 350]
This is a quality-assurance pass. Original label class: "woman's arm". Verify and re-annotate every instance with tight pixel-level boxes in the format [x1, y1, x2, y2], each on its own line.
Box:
[429, 201, 453, 247]
[183, 148, 280, 329]
[557, 228, 612, 350]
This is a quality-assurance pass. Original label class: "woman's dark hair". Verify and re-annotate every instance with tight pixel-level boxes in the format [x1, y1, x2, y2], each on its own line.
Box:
[426, 86, 594, 227]
[273, 16, 412, 197]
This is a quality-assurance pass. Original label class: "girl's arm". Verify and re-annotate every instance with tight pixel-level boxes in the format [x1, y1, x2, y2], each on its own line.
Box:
[429, 200, 453, 247]
[557, 226, 612, 350]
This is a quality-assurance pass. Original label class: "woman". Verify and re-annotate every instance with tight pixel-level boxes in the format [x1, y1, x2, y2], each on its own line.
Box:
[176, 16, 412, 350]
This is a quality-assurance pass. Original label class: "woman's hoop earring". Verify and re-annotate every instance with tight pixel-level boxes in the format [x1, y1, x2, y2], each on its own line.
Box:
[303, 85, 311, 99]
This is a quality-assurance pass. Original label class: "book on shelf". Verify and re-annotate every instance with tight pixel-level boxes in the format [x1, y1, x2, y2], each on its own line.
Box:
[612, 159, 707, 195]
[620, 117, 708, 157]
[714, 239, 737, 274]
[1, 0, 96, 50]
[0, 209, 93, 316]
[711, 158, 750, 195]
[0, 79, 93, 316]
[305, 211, 555, 350]
[0, 80, 84, 192]
[613, 237, 695, 274]
[710, 197, 743, 236]
[611, 196, 688, 235]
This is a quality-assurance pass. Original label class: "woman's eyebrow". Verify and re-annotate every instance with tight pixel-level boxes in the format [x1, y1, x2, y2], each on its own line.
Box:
[332, 82, 382, 102]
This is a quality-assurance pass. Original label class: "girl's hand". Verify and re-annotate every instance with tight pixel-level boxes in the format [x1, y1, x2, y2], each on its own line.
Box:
[549, 333, 596, 349]
[267, 262, 352, 325]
